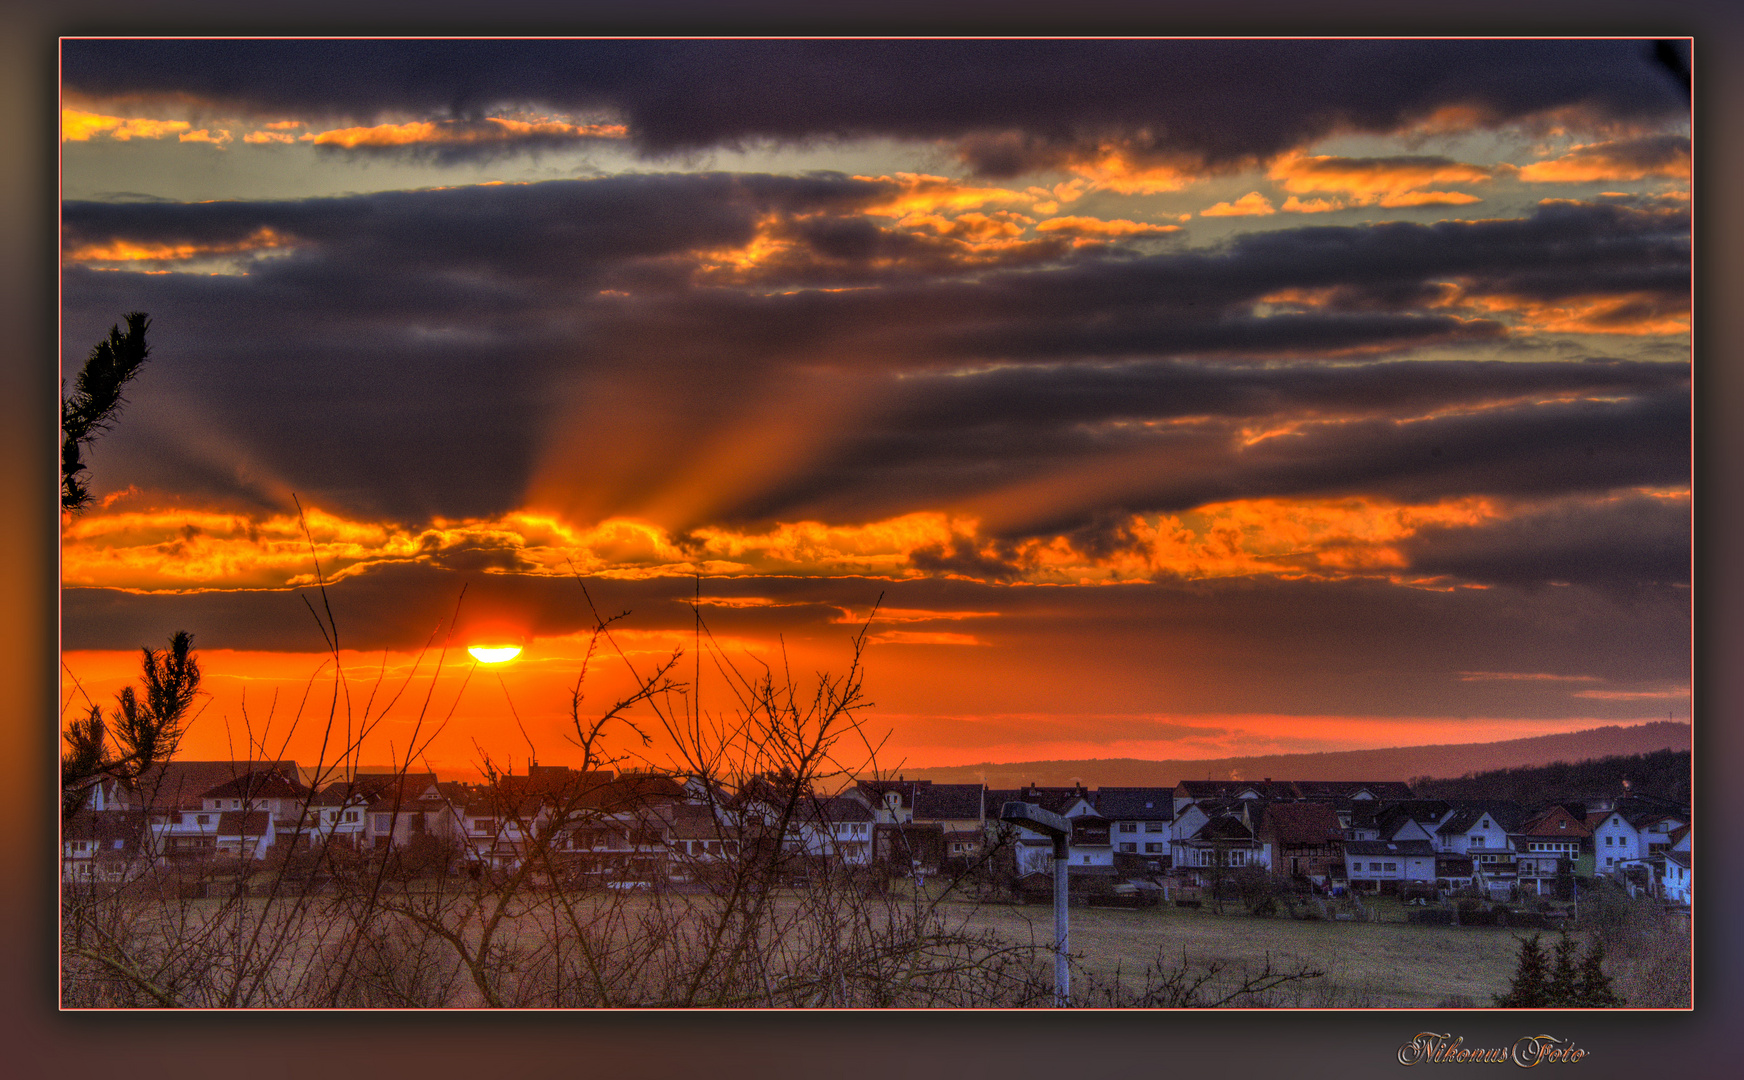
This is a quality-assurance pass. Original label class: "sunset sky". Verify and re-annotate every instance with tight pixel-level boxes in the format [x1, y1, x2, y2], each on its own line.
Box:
[58, 39, 1691, 778]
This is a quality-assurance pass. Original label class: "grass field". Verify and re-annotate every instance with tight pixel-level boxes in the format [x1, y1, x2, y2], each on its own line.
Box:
[933, 896, 1531, 1007]
[77, 882, 1680, 1008]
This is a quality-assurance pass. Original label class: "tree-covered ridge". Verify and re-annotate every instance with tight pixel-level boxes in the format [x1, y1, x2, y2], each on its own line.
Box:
[1411, 749, 1689, 807]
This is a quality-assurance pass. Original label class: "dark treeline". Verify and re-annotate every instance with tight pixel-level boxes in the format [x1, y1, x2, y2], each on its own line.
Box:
[1410, 749, 1689, 807]
[901, 722, 1689, 790]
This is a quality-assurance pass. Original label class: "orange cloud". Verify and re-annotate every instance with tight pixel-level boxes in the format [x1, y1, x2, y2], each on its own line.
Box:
[61, 504, 975, 591]
[1200, 192, 1275, 217]
[307, 116, 627, 149]
[244, 130, 300, 145]
[1265, 271, 1687, 338]
[1280, 195, 1344, 214]
[1267, 151, 1489, 209]
[897, 210, 1032, 245]
[829, 607, 1000, 625]
[1066, 148, 1199, 195]
[1118, 496, 1502, 583]
[1459, 290, 1689, 336]
[1376, 190, 1482, 208]
[75, 487, 1673, 595]
[868, 631, 986, 646]
[1271, 151, 1490, 194]
[1517, 138, 1691, 183]
[64, 226, 293, 265]
[1033, 215, 1182, 241]
[61, 109, 191, 142]
[855, 173, 1036, 217]
[692, 204, 1063, 284]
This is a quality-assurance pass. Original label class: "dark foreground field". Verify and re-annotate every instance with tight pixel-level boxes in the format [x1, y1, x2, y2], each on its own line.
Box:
[64, 881, 1688, 1008]
[939, 892, 1689, 1008]
[949, 898, 1521, 1007]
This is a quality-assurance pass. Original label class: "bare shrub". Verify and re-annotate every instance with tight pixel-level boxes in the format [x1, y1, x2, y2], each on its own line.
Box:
[1079, 947, 1324, 1007]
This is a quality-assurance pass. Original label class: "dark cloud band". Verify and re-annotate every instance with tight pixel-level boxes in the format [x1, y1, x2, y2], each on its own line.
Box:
[63, 40, 1688, 169]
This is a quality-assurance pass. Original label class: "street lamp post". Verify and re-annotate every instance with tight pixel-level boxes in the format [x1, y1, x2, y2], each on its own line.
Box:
[1000, 800, 1073, 1007]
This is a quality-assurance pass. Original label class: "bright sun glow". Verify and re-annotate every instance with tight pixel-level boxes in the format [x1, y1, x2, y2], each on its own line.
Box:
[467, 645, 523, 664]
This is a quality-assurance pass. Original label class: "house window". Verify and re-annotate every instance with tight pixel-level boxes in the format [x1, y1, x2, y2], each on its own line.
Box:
[1384, 862, 1397, 871]
[197, 814, 210, 825]
[1606, 835, 1613, 846]
[1119, 842, 1136, 853]
[374, 814, 392, 832]
[1118, 822, 1137, 833]
[1145, 821, 1163, 833]
[1369, 862, 1381, 871]
[1145, 843, 1163, 854]
[343, 811, 358, 823]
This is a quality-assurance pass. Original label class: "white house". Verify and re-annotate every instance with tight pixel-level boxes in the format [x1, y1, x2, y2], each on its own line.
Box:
[1095, 787, 1173, 865]
[798, 796, 876, 865]
[1343, 839, 1435, 891]
[197, 769, 312, 819]
[1000, 787, 1099, 877]
[1433, 808, 1512, 854]
[1631, 810, 1688, 858]
[1660, 851, 1691, 904]
[1172, 811, 1270, 879]
[62, 811, 147, 883]
[212, 811, 275, 861]
[1586, 809, 1643, 874]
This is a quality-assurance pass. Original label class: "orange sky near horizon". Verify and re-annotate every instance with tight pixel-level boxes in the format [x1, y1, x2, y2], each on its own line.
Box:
[60, 630, 1687, 781]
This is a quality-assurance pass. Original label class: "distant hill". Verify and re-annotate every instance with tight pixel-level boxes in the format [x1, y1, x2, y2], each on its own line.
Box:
[892, 721, 1691, 790]
[1410, 748, 1689, 806]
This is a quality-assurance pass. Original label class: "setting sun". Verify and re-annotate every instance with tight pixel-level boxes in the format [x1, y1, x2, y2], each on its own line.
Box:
[467, 644, 523, 664]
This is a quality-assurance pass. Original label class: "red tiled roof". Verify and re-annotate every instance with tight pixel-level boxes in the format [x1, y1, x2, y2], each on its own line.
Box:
[132, 761, 300, 811]
[1260, 801, 1344, 844]
[200, 769, 311, 802]
[1516, 805, 1592, 837]
[215, 811, 271, 837]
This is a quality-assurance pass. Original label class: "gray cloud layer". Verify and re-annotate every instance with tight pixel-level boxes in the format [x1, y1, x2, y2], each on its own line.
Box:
[62, 180, 1688, 553]
[62, 40, 1689, 170]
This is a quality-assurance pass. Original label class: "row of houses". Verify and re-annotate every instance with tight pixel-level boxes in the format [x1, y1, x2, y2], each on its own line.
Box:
[62, 764, 993, 886]
[62, 765, 1693, 906]
[992, 778, 1691, 904]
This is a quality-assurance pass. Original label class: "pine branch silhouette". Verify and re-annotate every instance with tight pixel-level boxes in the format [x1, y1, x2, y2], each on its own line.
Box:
[62, 311, 151, 513]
